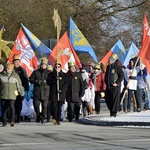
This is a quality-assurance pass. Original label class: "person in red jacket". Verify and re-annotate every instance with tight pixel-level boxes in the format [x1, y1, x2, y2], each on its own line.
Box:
[91, 63, 106, 114]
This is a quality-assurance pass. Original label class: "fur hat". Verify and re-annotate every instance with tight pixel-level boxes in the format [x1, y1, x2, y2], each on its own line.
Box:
[7, 63, 14, 70]
[68, 61, 75, 67]
[13, 54, 20, 61]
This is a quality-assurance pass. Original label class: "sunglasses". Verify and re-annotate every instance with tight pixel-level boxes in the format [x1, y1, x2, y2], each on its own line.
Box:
[55, 66, 61, 68]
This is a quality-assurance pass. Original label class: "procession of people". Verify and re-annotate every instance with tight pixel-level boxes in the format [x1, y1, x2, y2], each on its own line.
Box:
[0, 52, 149, 127]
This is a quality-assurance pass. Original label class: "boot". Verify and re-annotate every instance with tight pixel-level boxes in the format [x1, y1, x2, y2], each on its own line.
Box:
[88, 106, 93, 115]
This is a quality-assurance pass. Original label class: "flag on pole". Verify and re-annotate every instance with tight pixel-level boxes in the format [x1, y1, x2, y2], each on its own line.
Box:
[142, 13, 149, 46]
[8, 28, 38, 77]
[52, 8, 62, 42]
[48, 31, 82, 73]
[69, 17, 98, 63]
[21, 23, 51, 59]
[123, 42, 139, 67]
[100, 40, 126, 65]
[138, 29, 150, 74]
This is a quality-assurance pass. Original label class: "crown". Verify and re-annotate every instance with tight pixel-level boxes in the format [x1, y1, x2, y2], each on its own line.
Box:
[68, 61, 75, 67]
[41, 58, 48, 65]
[94, 64, 100, 70]
[47, 65, 53, 71]
[13, 54, 20, 61]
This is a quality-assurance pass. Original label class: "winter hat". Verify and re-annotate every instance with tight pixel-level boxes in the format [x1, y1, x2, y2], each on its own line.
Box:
[7, 63, 14, 70]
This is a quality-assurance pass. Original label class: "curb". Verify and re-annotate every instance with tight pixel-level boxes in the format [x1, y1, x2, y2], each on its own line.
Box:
[78, 118, 150, 126]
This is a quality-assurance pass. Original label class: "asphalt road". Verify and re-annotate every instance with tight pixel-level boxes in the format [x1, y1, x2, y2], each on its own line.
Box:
[0, 121, 150, 150]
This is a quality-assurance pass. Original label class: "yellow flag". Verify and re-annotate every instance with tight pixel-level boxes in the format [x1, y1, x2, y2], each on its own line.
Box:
[52, 8, 62, 41]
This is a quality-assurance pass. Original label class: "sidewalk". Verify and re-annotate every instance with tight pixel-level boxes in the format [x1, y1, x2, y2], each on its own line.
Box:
[79, 109, 150, 127]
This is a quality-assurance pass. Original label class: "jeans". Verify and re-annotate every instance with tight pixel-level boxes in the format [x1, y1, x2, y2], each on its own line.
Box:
[145, 90, 150, 108]
[135, 86, 144, 109]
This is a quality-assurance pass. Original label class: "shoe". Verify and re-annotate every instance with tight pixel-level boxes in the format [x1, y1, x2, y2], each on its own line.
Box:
[47, 116, 50, 122]
[123, 109, 128, 113]
[10, 122, 15, 127]
[52, 119, 57, 125]
[2, 123, 7, 127]
[41, 119, 46, 124]
[127, 109, 130, 112]
[133, 107, 137, 112]
[36, 117, 40, 123]
[137, 108, 141, 112]
[69, 119, 72, 122]
[112, 113, 117, 117]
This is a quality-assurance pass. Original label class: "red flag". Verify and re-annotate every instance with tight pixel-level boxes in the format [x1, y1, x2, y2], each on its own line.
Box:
[8, 28, 38, 77]
[142, 13, 149, 46]
[138, 29, 150, 74]
[48, 31, 82, 72]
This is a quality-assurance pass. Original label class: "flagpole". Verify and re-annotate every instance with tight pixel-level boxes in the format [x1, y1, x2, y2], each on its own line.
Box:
[120, 57, 140, 105]
[52, 8, 62, 101]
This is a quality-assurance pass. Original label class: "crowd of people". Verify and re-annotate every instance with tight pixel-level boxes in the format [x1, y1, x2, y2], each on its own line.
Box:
[0, 54, 149, 127]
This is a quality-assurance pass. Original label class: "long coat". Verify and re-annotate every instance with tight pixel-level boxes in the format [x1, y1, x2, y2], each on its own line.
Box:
[105, 61, 124, 112]
[66, 71, 85, 103]
[47, 70, 67, 102]
[29, 68, 50, 100]
[0, 70, 24, 100]
[14, 66, 29, 91]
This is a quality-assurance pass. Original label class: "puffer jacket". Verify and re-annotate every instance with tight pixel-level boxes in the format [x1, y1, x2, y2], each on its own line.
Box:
[0, 70, 24, 100]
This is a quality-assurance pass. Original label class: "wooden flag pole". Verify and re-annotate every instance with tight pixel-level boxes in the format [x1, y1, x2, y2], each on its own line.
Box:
[120, 57, 140, 105]
[52, 8, 62, 101]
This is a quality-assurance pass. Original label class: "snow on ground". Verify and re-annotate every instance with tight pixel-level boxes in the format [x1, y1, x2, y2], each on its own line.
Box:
[100, 110, 150, 122]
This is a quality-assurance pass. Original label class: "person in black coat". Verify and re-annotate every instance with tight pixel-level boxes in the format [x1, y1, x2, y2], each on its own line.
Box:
[47, 62, 67, 125]
[29, 58, 50, 123]
[105, 54, 124, 117]
[13, 54, 29, 123]
[66, 62, 85, 122]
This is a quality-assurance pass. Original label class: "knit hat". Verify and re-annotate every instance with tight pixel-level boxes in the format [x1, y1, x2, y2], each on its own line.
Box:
[89, 62, 95, 67]
[7, 63, 14, 70]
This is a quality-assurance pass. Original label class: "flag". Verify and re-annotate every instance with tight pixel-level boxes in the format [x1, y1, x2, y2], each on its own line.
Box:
[21, 23, 51, 59]
[101, 40, 126, 65]
[52, 8, 62, 41]
[123, 42, 139, 67]
[138, 29, 150, 74]
[8, 28, 38, 77]
[69, 17, 98, 63]
[142, 13, 149, 46]
[48, 31, 82, 73]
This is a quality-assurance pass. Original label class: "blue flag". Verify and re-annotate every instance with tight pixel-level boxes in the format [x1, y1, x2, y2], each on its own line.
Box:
[21, 23, 51, 59]
[123, 42, 139, 67]
[69, 17, 98, 62]
[101, 39, 126, 65]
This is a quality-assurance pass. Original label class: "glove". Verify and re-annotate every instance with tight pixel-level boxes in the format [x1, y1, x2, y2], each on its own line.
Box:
[57, 89, 62, 93]
[100, 92, 105, 98]
[38, 79, 47, 85]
